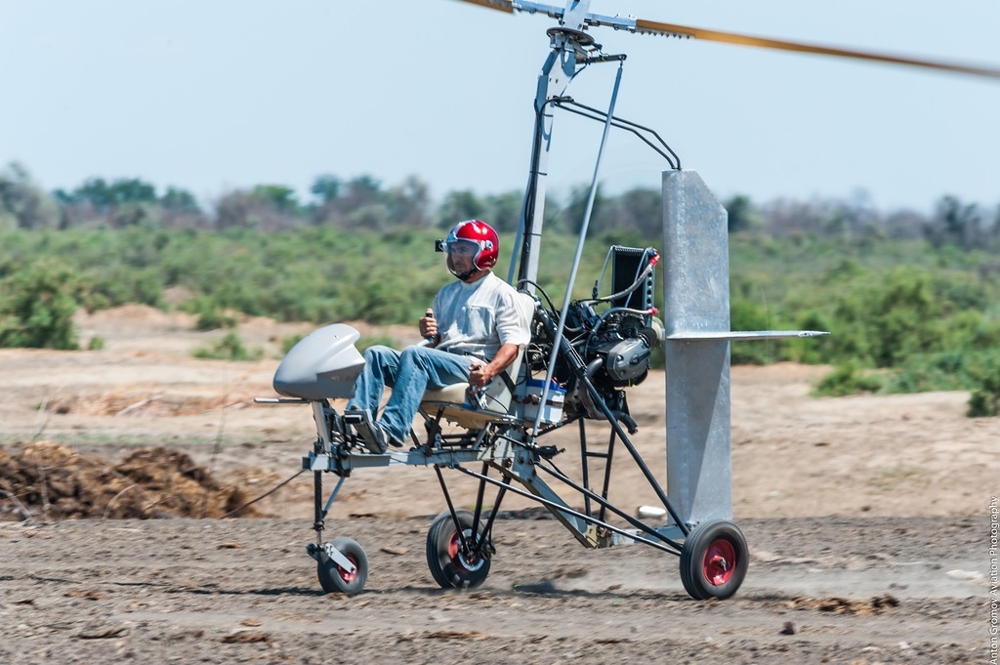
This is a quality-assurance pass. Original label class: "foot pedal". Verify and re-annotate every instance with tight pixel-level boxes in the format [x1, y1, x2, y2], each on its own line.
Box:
[328, 411, 347, 438]
[343, 409, 387, 454]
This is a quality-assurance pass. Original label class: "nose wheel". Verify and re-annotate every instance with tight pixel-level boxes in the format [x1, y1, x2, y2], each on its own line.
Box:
[679, 520, 748, 600]
[313, 536, 369, 596]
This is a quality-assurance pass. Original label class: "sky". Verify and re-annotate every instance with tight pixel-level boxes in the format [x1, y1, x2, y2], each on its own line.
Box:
[2, 0, 999, 215]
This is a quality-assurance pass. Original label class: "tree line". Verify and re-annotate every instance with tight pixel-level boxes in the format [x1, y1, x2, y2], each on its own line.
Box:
[3, 161, 1000, 414]
[3, 161, 999, 248]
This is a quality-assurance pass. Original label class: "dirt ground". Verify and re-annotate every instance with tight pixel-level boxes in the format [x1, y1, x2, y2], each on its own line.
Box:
[1, 305, 997, 664]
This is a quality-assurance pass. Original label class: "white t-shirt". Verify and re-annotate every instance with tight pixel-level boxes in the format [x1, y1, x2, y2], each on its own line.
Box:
[432, 272, 532, 361]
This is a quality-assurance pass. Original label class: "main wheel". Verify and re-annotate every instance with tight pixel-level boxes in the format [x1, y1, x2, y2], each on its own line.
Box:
[426, 509, 492, 589]
[317, 536, 368, 595]
[679, 519, 748, 600]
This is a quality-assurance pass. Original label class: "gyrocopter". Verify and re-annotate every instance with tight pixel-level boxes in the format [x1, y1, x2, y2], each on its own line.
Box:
[257, 0, 1000, 600]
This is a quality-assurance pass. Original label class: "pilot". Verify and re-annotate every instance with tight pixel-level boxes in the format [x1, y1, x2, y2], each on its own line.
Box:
[346, 219, 532, 452]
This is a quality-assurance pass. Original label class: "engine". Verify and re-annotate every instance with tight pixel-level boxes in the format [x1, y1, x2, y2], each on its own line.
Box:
[587, 312, 658, 384]
[525, 245, 662, 422]
[565, 305, 662, 419]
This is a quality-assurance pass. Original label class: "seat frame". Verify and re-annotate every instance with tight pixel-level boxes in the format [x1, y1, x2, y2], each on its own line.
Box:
[419, 349, 525, 430]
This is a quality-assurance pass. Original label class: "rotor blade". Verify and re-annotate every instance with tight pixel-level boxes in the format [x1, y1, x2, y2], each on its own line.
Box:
[634, 19, 1000, 81]
[452, 0, 514, 14]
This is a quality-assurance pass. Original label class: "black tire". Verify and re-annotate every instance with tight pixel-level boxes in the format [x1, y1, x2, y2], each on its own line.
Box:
[679, 519, 748, 600]
[426, 509, 492, 589]
[317, 536, 368, 595]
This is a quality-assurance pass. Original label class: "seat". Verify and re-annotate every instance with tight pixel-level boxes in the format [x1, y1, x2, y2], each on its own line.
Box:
[420, 348, 524, 429]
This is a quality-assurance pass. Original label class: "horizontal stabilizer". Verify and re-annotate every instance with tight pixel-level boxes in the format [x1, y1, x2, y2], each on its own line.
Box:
[667, 330, 830, 342]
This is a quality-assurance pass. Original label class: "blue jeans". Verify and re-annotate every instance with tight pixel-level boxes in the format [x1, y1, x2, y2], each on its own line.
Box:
[346, 345, 473, 443]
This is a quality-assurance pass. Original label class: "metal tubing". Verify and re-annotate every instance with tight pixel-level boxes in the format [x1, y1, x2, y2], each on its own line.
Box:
[578, 418, 592, 517]
[453, 464, 682, 556]
[434, 465, 472, 558]
[533, 461, 683, 552]
[535, 62, 625, 433]
[310, 401, 335, 453]
[322, 475, 347, 520]
[598, 425, 616, 523]
[480, 477, 510, 548]
[550, 99, 681, 169]
[312, 471, 323, 542]
[512, 48, 560, 287]
[471, 462, 490, 549]
[578, 372, 690, 535]
[534, 300, 689, 534]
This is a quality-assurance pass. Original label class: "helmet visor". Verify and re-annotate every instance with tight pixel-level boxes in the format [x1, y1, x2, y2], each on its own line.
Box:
[443, 238, 479, 258]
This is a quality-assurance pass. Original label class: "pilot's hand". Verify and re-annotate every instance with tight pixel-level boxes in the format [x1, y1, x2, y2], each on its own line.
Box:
[468, 361, 493, 388]
[419, 308, 438, 342]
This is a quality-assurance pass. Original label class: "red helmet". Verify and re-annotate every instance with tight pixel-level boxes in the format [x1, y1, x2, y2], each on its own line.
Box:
[444, 220, 499, 276]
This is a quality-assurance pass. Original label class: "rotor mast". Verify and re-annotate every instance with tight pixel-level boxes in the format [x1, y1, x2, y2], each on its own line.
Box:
[510, 1, 594, 289]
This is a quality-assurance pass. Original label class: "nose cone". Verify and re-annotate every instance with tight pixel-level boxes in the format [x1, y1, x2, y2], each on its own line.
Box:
[273, 324, 365, 400]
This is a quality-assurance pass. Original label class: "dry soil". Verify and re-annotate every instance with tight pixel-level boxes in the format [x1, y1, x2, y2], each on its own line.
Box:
[0, 306, 997, 664]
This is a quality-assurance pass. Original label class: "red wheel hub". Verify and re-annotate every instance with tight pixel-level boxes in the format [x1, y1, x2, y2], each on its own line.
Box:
[339, 555, 358, 583]
[703, 538, 737, 586]
[448, 530, 481, 572]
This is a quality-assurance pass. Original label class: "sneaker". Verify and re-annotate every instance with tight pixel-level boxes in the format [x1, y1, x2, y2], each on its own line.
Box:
[343, 408, 388, 454]
[367, 422, 390, 454]
[385, 427, 404, 449]
[374, 422, 405, 450]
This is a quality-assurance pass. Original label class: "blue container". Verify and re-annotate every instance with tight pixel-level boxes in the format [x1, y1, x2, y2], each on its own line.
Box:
[523, 379, 566, 424]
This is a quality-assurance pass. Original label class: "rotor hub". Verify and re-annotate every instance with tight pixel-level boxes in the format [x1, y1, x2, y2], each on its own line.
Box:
[547, 26, 597, 49]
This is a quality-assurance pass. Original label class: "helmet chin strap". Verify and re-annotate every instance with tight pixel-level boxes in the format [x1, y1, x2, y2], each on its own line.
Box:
[448, 255, 484, 282]
[455, 267, 485, 282]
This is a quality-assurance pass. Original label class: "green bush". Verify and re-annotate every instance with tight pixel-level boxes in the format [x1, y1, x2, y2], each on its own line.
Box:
[784, 310, 834, 365]
[730, 296, 780, 365]
[812, 361, 884, 397]
[0, 261, 80, 349]
[281, 333, 306, 355]
[882, 351, 975, 394]
[192, 331, 263, 361]
[968, 390, 999, 417]
[356, 333, 398, 353]
[966, 353, 1000, 417]
[184, 296, 237, 331]
[828, 268, 943, 369]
